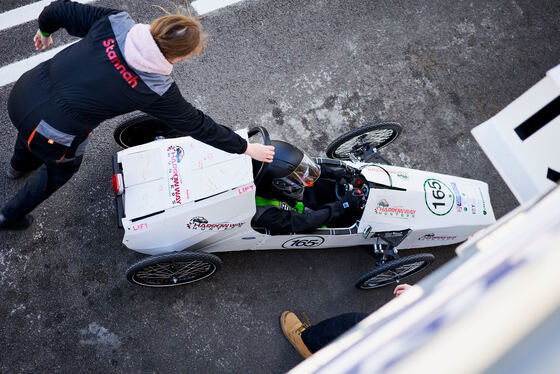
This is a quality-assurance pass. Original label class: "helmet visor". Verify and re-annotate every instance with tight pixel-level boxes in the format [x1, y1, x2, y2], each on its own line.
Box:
[272, 154, 321, 191]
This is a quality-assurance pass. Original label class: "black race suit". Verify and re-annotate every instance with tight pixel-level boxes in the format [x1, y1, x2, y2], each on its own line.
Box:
[2, 0, 247, 221]
[252, 167, 359, 234]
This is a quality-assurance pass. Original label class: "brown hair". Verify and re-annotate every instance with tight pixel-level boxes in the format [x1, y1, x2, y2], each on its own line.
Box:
[150, 14, 208, 61]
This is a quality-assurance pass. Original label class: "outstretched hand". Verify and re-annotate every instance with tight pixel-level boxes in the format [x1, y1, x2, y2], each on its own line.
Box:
[34, 30, 53, 51]
[244, 143, 275, 163]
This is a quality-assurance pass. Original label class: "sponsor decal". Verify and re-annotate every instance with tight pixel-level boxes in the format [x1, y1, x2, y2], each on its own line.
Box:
[282, 236, 325, 248]
[190, 216, 208, 224]
[450, 182, 463, 212]
[477, 187, 488, 215]
[167, 146, 186, 205]
[424, 178, 454, 216]
[418, 233, 457, 241]
[167, 145, 185, 163]
[238, 184, 255, 195]
[186, 216, 244, 231]
[366, 168, 410, 180]
[377, 199, 389, 208]
[449, 183, 488, 215]
[129, 223, 148, 231]
[374, 199, 416, 219]
[103, 39, 138, 88]
[396, 173, 409, 180]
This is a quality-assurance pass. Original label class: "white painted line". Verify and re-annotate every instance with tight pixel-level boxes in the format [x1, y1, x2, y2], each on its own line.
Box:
[0, 0, 245, 87]
[191, 0, 245, 15]
[0, 41, 77, 87]
[0, 0, 96, 32]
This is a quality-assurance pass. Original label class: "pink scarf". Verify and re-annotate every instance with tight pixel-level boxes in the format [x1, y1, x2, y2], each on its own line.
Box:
[124, 24, 173, 75]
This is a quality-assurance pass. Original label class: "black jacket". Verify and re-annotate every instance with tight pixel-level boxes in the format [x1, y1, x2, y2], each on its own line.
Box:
[23, 0, 246, 154]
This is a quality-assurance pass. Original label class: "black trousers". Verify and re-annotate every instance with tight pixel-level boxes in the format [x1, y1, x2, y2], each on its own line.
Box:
[2, 134, 82, 221]
[301, 312, 368, 353]
[2, 72, 86, 222]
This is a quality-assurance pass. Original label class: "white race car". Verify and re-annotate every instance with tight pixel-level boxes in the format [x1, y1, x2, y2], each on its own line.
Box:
[111, 117, 495, 288]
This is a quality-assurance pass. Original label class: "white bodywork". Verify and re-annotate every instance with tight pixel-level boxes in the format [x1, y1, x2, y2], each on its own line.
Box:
[357, 163, 494, 248]
[115, 130, 495, 256]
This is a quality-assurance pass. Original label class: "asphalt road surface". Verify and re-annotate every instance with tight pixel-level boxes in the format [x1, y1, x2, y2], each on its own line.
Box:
[1, 0, 558, 373]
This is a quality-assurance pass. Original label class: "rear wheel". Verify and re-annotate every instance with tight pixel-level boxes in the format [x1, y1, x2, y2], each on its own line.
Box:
[326, 122, 402, 162]
[114, 114, 183, 148]
[126, 251, 222, 287]
[355, 253, 434, 290]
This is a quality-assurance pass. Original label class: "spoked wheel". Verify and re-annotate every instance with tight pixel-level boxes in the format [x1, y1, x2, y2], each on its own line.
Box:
[355, 253, 434, 290]
[126, 251, 222, 287]
[326, 122, 402, 162]
[114, 114, 184, 148]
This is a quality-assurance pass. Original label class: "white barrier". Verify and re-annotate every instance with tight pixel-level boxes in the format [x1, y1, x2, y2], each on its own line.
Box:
[471, 64, 560, 203]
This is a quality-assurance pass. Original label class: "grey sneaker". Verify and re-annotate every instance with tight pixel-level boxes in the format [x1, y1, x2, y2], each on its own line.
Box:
[6, 165, 27, 179]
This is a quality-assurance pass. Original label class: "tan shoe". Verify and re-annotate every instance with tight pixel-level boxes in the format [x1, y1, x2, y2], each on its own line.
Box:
[280, 311, 313, 358]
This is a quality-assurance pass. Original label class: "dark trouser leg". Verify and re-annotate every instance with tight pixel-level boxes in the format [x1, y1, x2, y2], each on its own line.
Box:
[301, 312, 368, 353]
[1, 157, 82, 221]
[10, 134, 43, 172]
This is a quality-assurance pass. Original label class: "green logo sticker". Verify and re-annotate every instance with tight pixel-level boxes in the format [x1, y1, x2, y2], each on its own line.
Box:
[424, 178, 454, 216]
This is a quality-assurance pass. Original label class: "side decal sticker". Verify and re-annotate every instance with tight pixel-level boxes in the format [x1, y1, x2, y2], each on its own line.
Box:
[282, 236, 325, 248]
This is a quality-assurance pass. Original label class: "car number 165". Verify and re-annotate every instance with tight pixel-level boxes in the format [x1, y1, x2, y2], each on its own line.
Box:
[424, 178, 454, 216]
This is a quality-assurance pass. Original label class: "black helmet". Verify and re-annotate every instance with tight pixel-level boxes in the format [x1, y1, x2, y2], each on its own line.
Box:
[257, 140, 321, 201]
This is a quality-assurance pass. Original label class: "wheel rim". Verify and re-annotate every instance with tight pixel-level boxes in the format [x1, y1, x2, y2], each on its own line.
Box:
[334, 128, 396, 159]
[361, 260, 428, 289]
[132, 260, 217, 286]
[118, 121, 179, 148]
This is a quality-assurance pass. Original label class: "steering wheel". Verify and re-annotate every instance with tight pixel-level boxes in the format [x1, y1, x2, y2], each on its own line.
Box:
[248, 126, 271, 185]
[335, 175, 369, 208]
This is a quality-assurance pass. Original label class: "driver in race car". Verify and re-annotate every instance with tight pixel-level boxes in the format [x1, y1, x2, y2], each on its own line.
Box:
[252, 141, 364, 234]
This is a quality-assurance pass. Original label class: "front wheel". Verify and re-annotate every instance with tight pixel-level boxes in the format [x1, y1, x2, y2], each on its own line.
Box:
[126, 251, 222, 287]
[326, 122, 402, 162]
[354, 253, 434, 290]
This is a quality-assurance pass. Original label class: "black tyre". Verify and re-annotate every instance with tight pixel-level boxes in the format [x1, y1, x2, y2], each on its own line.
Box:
[326, 122, 402, 161]
[126, 251, 222, 287]
[114, 114, 183, 148]
[355, 253, 434, 290]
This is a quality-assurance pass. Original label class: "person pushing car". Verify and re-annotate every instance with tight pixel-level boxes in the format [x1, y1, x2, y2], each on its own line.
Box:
[0, 0, 274, 231]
